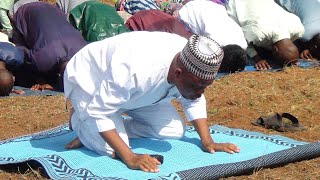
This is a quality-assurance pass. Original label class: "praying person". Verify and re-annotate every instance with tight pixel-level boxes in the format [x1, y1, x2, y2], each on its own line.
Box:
[125, 7, 246, 73]
[125, 9, 193, 39]
[0, 32, 25, 96]
[68, 1, 129, 42]
[63, 32, 240, 172]
[0, 61, 14, 96]
[226, 0, 304, 70]
[177, 0, 248, 73]
[275, 0, 320, 60]
[12, 2, 87, 91]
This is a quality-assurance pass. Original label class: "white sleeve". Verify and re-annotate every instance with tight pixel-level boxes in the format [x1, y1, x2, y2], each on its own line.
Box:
[178, 95, 207, 121]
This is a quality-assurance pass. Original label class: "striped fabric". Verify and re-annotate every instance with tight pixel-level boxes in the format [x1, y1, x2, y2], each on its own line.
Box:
[123, 0, 159, 14]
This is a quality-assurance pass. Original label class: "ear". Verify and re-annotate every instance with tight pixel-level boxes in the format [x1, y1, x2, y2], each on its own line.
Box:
[174, 68, 183, 79]
[272, 44, 279, 54]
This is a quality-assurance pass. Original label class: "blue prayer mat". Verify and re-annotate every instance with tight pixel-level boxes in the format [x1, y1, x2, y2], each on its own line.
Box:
[9, 86, 62, 97]
[1, 124, 319, 179]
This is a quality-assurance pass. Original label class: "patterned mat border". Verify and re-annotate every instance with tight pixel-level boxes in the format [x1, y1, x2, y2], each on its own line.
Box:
[1, 124, 319, 179]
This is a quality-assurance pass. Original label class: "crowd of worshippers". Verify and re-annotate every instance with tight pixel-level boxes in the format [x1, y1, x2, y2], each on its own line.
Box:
[0, 0, 319, 97]
[1, 0, 320, 173]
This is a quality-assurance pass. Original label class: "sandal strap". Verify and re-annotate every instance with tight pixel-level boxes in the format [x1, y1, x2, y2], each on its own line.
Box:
[281, 112, 299, 125]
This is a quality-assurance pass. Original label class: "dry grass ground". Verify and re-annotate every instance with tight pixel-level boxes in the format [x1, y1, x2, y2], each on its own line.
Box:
[1, 67, 319, 179]
[1, 0, 319, 179]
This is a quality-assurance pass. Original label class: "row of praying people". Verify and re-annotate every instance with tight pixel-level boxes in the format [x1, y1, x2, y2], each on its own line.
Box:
[118, 0, 320, 70]
[0, 0, 242, 96]
[1, 0, 320, 94]
[0, 0, 319, 174]
[0, 0, 242, 173]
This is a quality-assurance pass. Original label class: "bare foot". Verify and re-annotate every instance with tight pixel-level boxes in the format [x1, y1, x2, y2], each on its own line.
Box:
[65, 137, 83, 149]
[68, 107, 75, 130]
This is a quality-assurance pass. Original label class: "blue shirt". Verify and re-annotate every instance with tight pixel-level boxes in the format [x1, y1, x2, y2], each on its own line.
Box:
[0, 42, 24, 68]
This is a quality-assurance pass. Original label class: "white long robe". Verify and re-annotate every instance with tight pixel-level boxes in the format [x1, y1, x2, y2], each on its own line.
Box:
[226, 0, 304, 58]
[178, 0, 248, 50]
[64, 31, 207, 133]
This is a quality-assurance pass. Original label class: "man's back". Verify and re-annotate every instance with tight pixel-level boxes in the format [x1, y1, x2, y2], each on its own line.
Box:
[64, 31, 187, 103]
[275, 0, 320, 41]
[12, 2, 87, 73]
[178, 0, 247, 49]
[226, 0, 304, 47]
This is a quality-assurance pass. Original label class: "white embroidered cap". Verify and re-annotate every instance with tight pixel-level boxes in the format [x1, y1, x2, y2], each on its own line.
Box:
[180, 34, 223, 79]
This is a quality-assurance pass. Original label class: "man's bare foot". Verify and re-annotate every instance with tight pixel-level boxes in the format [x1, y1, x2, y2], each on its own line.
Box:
[65, 137, 83, 149]
[68, 107, 75, 130]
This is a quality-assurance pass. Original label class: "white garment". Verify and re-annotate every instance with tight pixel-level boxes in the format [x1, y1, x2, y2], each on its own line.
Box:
[0, 32, 9, 42]
[69, 87, 187, 156]
[226, 0, 304, 58]
[64, 31, 208, 154]
[178, 0, 247, 50]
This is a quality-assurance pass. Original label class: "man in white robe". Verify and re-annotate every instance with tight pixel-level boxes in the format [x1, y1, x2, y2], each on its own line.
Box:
[63, 31, 240, 172]
[178, 0, 248, 73]
[226, 0, 305, 70]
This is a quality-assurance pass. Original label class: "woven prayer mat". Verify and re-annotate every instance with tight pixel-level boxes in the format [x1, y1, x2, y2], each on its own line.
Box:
[9, 86, 62, 97]
[216, 59, 319, 79]
[1, 124, 319, 179]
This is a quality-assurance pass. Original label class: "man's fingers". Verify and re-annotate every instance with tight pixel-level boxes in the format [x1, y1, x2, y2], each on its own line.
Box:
[225, 145, 241, 154]
[256, 63, 263, 70]
[307, 53, 313, 59]
[132, 154, 160, 173]
[139, 157, 160, 173]
[208, 143, 240, 154]
[204, 146, 215, 153]
[31, 84, 40, 90]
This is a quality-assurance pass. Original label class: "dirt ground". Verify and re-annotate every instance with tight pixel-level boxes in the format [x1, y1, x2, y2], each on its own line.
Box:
[0, 67, 319, 179]
[1, 0, 319, 179]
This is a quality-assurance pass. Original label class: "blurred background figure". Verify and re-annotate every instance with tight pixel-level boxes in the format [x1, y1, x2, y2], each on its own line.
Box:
[0, 0, 14, 38]
[69, 1, 129, 42]
[275, 0, 320, 60]
[226, 0, 304, 70]
[12, 2, 87, 91]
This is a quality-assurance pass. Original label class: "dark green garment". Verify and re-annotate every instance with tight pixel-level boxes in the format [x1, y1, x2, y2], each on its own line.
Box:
[69, 1, 130, 42]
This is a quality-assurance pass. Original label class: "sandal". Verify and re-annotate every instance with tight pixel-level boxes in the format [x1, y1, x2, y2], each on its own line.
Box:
[251, 113, 306, 132]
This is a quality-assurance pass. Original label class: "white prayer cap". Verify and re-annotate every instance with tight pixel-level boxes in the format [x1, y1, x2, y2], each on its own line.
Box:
[180, 34, 223, 79]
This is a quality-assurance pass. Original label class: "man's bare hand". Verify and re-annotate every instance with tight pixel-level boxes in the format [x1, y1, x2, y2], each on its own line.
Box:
[300, 49, 314, 60]
[11, 89, 25, 95]
[31, 84, 54, 91]
[125, 153, 161, 173]
[255, 59, 271, 70]
[203, 142, 240, 154]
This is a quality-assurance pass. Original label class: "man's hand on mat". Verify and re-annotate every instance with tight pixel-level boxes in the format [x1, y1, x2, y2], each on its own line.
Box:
[126, 154, 161, 173]
[31, 84, 54, 91]
[300, 49, 314, 60]
[11, 89, 25, 95]
[203, 142, 240, 154]
[255, 60, 271, 70]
